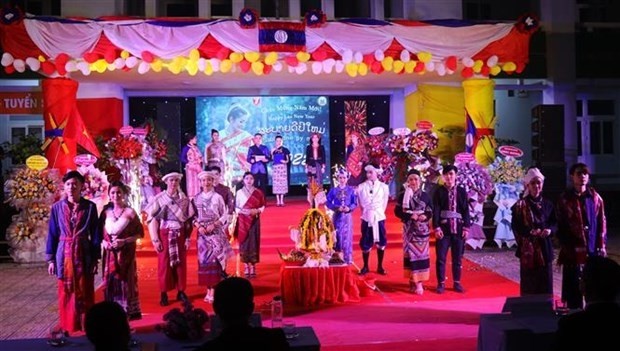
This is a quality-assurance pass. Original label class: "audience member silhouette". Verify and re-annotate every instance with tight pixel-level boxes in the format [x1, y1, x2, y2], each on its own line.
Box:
[85, 301, 131, 351]
[552, 256, 620, 351]
[194, 277, 290, 351]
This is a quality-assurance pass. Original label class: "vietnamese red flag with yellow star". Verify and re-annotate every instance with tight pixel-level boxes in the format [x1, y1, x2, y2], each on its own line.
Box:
[42, 78, 100, 174]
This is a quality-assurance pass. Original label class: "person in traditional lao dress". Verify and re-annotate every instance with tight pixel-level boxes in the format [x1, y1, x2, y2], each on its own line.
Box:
[345, 132, 368, 187]
[192, 171, 234, 303]
[219, 104, 253, 188]
[145, 172, 195, 306]
[305, 132, 327, 185]
[271, 135, 291, 207]
[233, 172, 266, 278]
[394, 169, 433, 295]
[100, 181, 144, 320]
[511, 168, 556, 296]
[204, 129, 227, 180]
[356, 164, 390, 275]
[326, 167, 357, 264]
[182, 133, 203, 199]
[46, 170, 101, 334]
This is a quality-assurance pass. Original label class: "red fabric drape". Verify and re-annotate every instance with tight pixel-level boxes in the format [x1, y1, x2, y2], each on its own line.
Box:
[280, 265, 361, 307]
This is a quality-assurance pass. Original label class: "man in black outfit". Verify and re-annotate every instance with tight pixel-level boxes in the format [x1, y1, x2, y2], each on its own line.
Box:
[194, 277, 289, 351]
[432, 164, 470, 294]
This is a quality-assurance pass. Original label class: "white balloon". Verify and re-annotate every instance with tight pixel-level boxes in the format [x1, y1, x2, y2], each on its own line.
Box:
[114, 58, 125, 69]
[426, 61, 435, 72]
[374, 49, 384, 61]
[272, 61, 283, 72]
[210, 59, 220, 72]
[335, 61, 345, 73]
[312, 61, 322, 75]
[1, 52, 14, 67]
[125, 56, 139, 68]
[400, 50, 410, 63]
[65, 60, 77, 72]
[436, 63, 446, 76]
[297, 62, 307, 73]
[77, 62, 90, 75]
[462, 57, 474, 67]
[323, 58, 335, 68]
[138, 61, 150, 74]
[487, 55, 498, 67]
[13, 59, 25, 73]
[197, 58, 206, 71]
[323, 62, 333, 74]
[353, 51, 363, 64]
[342, 50, 353, 64]
[26, 57, 41, 71]
[107, 63, 116, 71]
[287, 65, 295, 73]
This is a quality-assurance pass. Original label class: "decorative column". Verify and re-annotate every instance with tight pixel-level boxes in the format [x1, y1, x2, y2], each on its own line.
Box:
[463, 78, 496, 166]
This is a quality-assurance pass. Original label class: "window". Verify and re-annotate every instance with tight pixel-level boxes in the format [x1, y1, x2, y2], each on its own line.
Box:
[335, 0, 370, 18]
[589, 120, 614, 155]
[576, 100, 583, 117]
[211, 0, 232, 17]
[126, 0, 146, 17]
[577, 121, 582, 156]
[587, 99, 614, 115]
[261, 0, 289, 18]
[300, 0, 321, 17]
[10, 0, 60, 16]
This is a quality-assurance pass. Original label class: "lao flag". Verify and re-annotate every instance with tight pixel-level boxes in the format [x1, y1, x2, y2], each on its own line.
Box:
[259, 22, 306, 52]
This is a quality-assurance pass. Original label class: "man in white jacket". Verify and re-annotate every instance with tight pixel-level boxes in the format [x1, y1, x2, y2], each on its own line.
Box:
[356, 164, 390, 275]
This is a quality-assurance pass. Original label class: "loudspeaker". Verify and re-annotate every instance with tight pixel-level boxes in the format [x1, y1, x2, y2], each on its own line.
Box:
[531, 104, 564, 163]
[502, 295, 554, 316]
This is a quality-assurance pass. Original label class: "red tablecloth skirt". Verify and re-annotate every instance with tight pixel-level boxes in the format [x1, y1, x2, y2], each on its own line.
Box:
[280, 264, 361, 307]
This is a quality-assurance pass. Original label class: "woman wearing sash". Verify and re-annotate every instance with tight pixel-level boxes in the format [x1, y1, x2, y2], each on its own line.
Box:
[219, 104, 253, 188]
[394, 169, 433, 295]
[100, 181, 144, 320]
[204, 129, 227, 180]
[345, 132, 368, 187]
[193, 171, 234, 303]
[233, 172, 266, 278]
[182, 133, 203, 199]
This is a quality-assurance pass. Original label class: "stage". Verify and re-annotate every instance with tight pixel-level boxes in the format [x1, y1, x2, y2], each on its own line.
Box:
[0, 196, 530, 351]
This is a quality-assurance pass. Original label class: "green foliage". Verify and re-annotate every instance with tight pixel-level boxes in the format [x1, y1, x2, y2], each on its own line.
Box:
[0, 135, 44, 164]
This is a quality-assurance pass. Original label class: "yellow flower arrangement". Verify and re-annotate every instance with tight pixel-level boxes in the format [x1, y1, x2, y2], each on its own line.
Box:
[298, 208, 335, 253]
[488, 156, 525, 184]
[4, 167, 60, 207]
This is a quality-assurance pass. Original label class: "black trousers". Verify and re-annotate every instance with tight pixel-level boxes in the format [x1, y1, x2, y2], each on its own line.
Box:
[561, 264, 584, 309]
[435, 233, 464, 284]
[253, 172, 268, 195]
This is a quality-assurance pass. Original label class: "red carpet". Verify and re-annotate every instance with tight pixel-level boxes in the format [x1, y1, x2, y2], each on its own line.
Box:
[110, 196, 519, 351]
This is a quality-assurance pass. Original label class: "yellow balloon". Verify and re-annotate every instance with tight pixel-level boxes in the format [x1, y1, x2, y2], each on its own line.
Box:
[358, 62, 368, 76]
[404, 61, 416, 73]
[345, 63, 358, 77]
[473, 60, 484, 73]
[296, 51, 311, 62]
[220, 59, 233, 73]
[151, 59, 163, 72]
[381, 57, 394, 71]
[204, 61, 213, 76]
[245, 52, 261, 63]
[120, 50, 130, 59]
[93, 59, 107, 73]
[186, 61, 198, 76]
[38, 55, 46, 62]
[168, 61, 182, 75]
[251, 61, 264, 75]
[393, 60, 405, 73]
[229, 52, 243, 63]
[490, 65, 502, 76]
[417, 51, 432, 63]
[265, 52, 278, 65]
[502, 62, 517, 72]
[189, 49, 201, 61]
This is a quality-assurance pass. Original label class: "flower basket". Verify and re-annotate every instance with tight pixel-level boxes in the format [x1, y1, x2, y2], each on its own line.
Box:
[156, 300, 209, 341]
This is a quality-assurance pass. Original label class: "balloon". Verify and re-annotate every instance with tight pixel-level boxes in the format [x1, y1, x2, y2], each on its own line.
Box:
[436, 63, 446, 76]
[426, 61, 435, 72]
[404, 61, 416, 74]
[323, 61, 334, 74]
[244, 51, 260, 63]
[151, 59, 163, 72]
[284, 56, 299, 67]
[251, 61, 264, 75]
[220, 59, 233, 73]
[264, 52, 278, 65]
[342, 49, 353, 64]
[229, 52, 244, 63]
[445, 56, 458, 71]
[55, 53, 69, 65]
[114, 57, 125, 69]
[490, 65, 501, 76]
[312, 61, 322, 75]
[272, 61, 283, 72]
[295, 63, 307, 74]
[358, 62, 368, 76]
[353, 51, 363, 64]
[417, 51, 432, 63]
[13, 59, 25, 73]
[138, 61, 150, 74]
[502, 62, 517, 72]
[125, 56, 139, 68]
[461, 66, 474, 78]
[25, 57, 40, 71]
[120, 50, 130, 59]
[93, 59, 107, 73]
[204, 61, 213, 75]
[374, 49, 385, 62]
[462, 57, 474, 67]
[480, 65, 490, 76]
[262, 64, 272, 75]
[65, 60, 77, 72]
[189, 49, 201, 61]
[370, 61, 383, 74]
[1, 52, 14, 67]
[414, 61, 425, 73]
[55, 60, 67, 75]
[362, 54, 375, 66]
[393, 60, 405, 73]
[186, 61, 198, 76]
[334, 61, 345, 73]
[345, 63, 358, 77]
[106, 63, 116, 71]
[473, 60, 484, 73]
[41, 61, 55, 75]
[4, 65, 15, 74]
[141, 51, 155, 63]
[210, 58, 220, 72]
[104, 49, 116, 63]
[239, 59, 251, 73]
[400, 50, 410, 63]
[216, 48, 230, 60]
[197, 58, 206, 71]
[381, 57, 394, 71]
[76, 61, 89, 74]
[487, 55, 498, 67]
[83, 52, 100, 63]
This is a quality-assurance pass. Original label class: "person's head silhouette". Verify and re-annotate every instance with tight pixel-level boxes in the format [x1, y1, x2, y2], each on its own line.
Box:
[213, 277, 255, 326]
[85, 301, 130, 351]
[581, 256, 620, 304]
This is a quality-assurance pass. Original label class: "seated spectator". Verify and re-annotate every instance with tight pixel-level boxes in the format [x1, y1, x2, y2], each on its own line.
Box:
[194, 277, 290, 351]
[552, 256, 620, 351]
[85, 301, 131, 351]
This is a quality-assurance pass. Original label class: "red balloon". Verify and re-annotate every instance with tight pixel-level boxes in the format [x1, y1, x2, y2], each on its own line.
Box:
[141, 51, 154, 63]
[239, 59, 251, 73]
[55, 53, 69, 65]
[480, 65, 490, 76]
[446, 56, 457, 71]
[515, 62, 525, 74]
[461, 66, 474, 78]
[363, 54, 375, 66]
[284, 56, 299, 67]
[216, 48, 230, 61]
[263, 64, 272, 75]
[414, 62, 425, 73]
[104, 48, 117, 63]
[55, 61, 67, 76]
[4, 65, 15, 74]
[370, 61, 383, 74]
[41, 61, 56, 75]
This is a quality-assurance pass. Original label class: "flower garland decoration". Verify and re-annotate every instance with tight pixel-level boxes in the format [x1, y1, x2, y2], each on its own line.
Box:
[297, 208, 335, 253]
[406, 129, 439, 154]
[455, 161, 494, 200]
[78, 164, 109, 201]
[106, 134, 143, 160]
[488, 156, 525, 185]
[156, 300, 209, 341]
